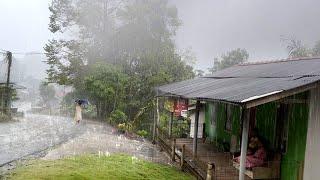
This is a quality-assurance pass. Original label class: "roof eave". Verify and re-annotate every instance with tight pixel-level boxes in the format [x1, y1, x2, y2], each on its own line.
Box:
[244, 80, 320, 108]
[156, 92, 244, 107]
[157, 80, 320, 109]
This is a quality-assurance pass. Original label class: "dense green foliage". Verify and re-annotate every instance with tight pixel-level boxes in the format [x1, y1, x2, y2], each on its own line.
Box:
[208, 48, 249, 73]
[45, 0, 194, 133]
[8, 154, 194, 180]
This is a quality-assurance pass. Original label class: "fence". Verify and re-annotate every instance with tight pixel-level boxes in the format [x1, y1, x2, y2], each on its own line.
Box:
[157, 126, 207, 179]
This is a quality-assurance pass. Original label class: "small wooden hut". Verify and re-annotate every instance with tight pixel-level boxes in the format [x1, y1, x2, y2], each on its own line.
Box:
[155, 57, 320, 180]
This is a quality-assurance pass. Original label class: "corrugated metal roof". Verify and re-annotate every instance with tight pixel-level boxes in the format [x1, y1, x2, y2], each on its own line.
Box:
[207, 57, 320, 78]
[157, 57, 320, 105]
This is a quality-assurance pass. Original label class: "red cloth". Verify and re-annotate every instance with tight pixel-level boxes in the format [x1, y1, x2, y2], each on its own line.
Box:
[234, 147, 267, 168]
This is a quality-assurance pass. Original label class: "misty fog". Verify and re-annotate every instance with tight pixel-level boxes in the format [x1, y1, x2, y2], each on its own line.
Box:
[1, 0, 320, 71]
[1, 1, 320, 179]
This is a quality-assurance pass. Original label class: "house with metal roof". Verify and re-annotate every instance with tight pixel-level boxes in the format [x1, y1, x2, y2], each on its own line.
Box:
[154, 57, 320, 180]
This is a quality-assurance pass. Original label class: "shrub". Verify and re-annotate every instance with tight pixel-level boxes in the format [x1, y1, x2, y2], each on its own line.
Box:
[118, 123, 126, 133]
[137, 130, 148, 138]
[109, 110, 127, 125]
[117, 122, 133, 133]
[82, 104, 97, 119]
[0, 112, 10, 122]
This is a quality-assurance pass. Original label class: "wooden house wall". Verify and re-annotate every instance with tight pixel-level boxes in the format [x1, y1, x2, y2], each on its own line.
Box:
[304, 87, 320, 179]
[255, 102, 278, 149]
[204, 92, 309, 180]
[204, 103, 240, 149]
[280, 93, 309, 180]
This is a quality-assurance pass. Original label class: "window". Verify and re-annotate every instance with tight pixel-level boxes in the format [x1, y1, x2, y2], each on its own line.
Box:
[225, 104, 232, 131]
[210, 103, 217, 126]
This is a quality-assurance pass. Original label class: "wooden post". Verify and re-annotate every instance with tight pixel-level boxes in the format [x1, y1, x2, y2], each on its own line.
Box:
[206, 162, 215, 180]
[239, 108, 250, 180]
[156, 97, 160, 126]
[153, 97, 160, 143]
[171, 138, 176, 162]
[169, 111, 173, 138]
[193, 100, 200, 158]
[152, 98, 157, 144]
[4, 51, 12, 115]
[180, 144, 185, 168]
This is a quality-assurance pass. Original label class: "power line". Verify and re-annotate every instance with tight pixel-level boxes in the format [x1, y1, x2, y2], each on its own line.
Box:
[1, 49, 82, 58]
[0, 49, 46, 55]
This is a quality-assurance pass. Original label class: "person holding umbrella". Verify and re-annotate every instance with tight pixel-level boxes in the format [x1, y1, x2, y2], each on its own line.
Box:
[74, 99, 88, 123]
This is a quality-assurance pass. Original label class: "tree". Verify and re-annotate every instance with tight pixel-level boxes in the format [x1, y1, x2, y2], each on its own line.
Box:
[285, 39, 310, 58]
[282, 37, 320, 58]
[208, 48, 249, 73]
[45, 0, 194, 131]
[83, 63, 128, 118]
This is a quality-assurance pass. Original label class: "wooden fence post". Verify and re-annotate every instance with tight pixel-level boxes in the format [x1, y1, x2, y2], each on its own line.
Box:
[171, 138, 176, 162]
[180, 144, 185, 168]
[206, 162, 215, 180]
[169, 111, 173, 138]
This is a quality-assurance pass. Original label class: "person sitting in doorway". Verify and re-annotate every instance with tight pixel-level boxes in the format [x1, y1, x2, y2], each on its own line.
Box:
[233, 136, 267, 169]
[247, 128, 259, 155]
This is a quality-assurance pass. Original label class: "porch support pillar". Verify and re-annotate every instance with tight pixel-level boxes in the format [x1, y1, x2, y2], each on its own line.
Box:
[153, 97, 160, 143]
[169, 111, 173, 138]
[239, 108, 250, 180]
[193, 100, 200, 158]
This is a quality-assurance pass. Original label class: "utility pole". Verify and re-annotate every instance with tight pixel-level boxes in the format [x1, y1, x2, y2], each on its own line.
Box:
[4, 51, 12, 115]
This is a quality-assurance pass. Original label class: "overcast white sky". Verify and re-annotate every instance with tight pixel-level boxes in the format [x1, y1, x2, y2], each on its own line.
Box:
[0, 0, 51, 55]
[1, 0, 320, 70]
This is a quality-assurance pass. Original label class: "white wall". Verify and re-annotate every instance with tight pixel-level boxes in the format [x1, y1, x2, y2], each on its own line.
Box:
[304, 87, 320, 179]
[190, 109, 205, 138]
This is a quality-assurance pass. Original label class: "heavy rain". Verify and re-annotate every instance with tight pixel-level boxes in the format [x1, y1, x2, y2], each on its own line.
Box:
[0, 0, 320, 179]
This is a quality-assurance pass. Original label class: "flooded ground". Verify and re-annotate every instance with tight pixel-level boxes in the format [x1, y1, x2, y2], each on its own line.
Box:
[0, 113, 170, 175]
[43, 118, 170, 164]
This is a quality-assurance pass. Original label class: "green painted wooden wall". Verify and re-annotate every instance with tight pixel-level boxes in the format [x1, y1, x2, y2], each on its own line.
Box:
[204, 92, 309, 180]
[204, 103, 240, 148]
[280, 102, 308, 180]
[255, 102, 278, 149]
[204, 103, 216, 141]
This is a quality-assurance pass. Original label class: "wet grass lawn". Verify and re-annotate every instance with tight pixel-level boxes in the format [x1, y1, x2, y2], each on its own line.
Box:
[7, 154, 194, 180]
